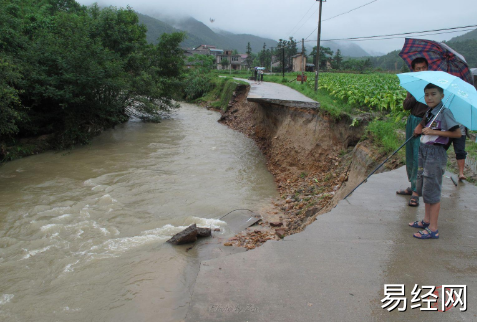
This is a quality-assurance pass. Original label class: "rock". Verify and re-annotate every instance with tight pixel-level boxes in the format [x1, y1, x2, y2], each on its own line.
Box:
[275, 229, 286, 238]
[213, 228, 221, 232]
[270, 222, 283, 227]
[197, 227, 211, 237]
[167, 224, 198, 245]
[224, 242, 233, 246]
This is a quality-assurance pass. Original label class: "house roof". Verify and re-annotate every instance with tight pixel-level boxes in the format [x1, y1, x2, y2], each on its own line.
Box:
[194, 45, 216, 50]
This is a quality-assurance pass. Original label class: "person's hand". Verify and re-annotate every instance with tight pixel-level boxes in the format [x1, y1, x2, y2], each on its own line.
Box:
[421, 127, 435, 135]
[413, 126, 422, 136]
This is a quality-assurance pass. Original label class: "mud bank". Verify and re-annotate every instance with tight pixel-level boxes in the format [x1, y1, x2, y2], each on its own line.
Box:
[218, 85, 402, 248]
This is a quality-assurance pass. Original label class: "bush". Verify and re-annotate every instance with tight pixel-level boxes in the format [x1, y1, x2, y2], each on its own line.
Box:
[184, 70, 214, 100]
[366, 118, 405, 153]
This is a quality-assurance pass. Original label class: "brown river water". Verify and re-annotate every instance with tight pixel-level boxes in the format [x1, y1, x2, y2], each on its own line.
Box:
[0, 103, 278, 322]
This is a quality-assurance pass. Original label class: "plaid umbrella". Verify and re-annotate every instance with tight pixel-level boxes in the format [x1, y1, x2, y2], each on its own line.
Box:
[399, 38, 473, 85]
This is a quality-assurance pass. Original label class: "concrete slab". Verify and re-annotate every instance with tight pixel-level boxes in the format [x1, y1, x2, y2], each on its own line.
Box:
[237, 78, 320, 109]
[185, 167, 477, 321]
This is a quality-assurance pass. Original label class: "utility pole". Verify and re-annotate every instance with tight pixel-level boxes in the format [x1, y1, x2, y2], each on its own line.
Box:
[270, 47, 274, 73]
[314, 0, 325, 92]
[301, 38, 305, 84]
[282, 47, 285, 78]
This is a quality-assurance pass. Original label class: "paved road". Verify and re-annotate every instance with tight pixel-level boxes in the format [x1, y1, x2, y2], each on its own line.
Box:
[237, 78, 320, 109]
[186, 167, 477, 321]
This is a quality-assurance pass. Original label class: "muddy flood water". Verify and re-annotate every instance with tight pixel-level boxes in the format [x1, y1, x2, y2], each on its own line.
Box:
[0, 103, 278, 322]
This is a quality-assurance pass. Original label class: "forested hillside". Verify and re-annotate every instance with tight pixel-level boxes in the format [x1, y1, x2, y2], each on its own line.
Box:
[448, 28, 477, 42]
[0, 0, 185, 159]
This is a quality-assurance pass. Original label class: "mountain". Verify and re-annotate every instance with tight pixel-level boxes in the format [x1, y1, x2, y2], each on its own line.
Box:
[326, 41, 370, 57]
[305, 41, 370, 58]
[136, 13, 205, 49]
[368, 50, 403, 71]
[137, 13, 277, 53]
[214, 29, 278, 53]
[448, 28, 477, 43]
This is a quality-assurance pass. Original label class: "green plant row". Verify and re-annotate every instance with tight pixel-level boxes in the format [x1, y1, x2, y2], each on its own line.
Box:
[309, 73, 407, 112]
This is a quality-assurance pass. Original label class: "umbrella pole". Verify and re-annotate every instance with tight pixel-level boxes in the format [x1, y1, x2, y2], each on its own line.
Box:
[344, 135, 414, 200]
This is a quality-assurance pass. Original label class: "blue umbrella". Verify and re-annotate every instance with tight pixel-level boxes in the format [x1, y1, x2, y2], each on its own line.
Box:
[397, 71, 477, 130]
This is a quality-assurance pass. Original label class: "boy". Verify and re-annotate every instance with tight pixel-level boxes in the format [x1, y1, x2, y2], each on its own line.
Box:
[396, 57, 429, 207]
[408, 83, 461, 239]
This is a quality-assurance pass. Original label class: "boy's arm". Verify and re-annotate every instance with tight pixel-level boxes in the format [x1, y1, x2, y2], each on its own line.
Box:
[422, 126, 461, 138]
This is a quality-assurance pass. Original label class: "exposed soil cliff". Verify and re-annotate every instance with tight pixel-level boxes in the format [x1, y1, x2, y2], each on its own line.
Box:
[218, 85, 402, 249]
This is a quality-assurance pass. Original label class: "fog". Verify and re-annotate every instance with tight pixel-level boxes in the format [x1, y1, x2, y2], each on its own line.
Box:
[77, 0, 477, 55]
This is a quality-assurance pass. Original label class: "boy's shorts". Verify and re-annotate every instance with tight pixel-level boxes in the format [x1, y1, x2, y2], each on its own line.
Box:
[416, 143, 447, 204]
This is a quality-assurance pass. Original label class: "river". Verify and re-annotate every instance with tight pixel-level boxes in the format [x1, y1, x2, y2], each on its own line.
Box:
[0, 103, 278, 322]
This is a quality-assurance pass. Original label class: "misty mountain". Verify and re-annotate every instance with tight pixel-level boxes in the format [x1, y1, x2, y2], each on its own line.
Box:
[136, 13, 205, 49]
[137, 13, 277, 53]
[448, 28, 477, 42]
[305, 41, 370, 58]
[325, 41, 370, 57]
[214, 29, 279, 53]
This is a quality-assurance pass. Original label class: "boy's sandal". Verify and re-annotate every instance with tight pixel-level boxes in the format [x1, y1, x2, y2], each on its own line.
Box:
[408, 196, 419, 207]
[413, 228, 439, 239]
[459, 175, 466, 181]
[396, 187, 412, 195]
[409, 220, 430, 228]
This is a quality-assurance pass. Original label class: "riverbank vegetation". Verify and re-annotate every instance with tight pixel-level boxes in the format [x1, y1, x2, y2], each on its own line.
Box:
[0, 0, 185, 161]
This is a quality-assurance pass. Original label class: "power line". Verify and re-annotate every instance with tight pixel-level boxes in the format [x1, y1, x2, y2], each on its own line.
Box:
[287, 2, 318, 36]
[322, 0, 378, 22]
[320, 29, 477, 42]
[304, 24, 477, 42]
[304, 0, 380, 40]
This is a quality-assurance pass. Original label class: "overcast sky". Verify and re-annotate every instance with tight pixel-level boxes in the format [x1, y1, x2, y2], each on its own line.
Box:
[77, 0, 477, 54]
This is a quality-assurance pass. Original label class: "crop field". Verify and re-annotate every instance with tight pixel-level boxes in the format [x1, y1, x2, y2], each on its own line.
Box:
[308, 73, 407, 112]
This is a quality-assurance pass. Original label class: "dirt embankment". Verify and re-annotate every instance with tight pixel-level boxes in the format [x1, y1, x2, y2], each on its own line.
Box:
[217, 85, 401, 249]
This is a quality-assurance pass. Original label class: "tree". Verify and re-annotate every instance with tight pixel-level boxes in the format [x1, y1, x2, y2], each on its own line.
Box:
[221, 58, 229, 69]
[332, 49, 343, 70]
[245, 42, 253, 69]
[0, 1, 187, 153]
[310, 46, 333, 70]
[257, 43, 271, 68]
[183, 54, 214, 100]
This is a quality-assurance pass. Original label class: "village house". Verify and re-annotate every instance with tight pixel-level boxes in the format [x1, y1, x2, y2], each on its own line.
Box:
[183, 45, 224, 68]
[217, 50, 248, 70]
[292, 53, 306, 72]
[184, 44, 249, 70]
